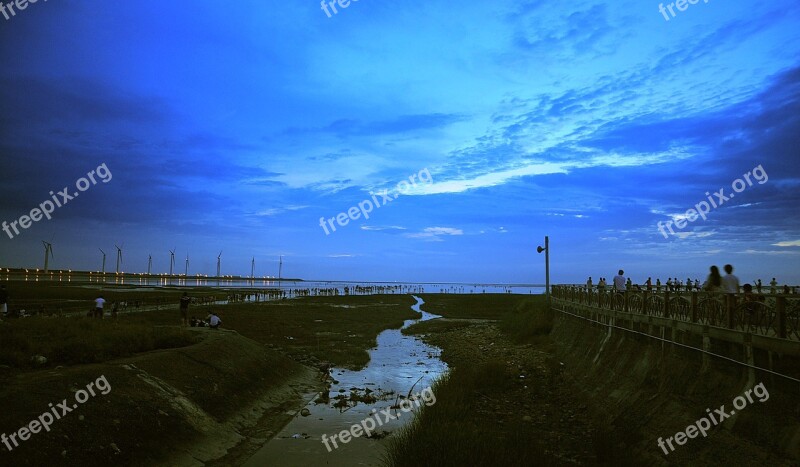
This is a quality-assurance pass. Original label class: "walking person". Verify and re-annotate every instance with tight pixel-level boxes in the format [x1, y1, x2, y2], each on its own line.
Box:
[180, 292, 191, 327]
[770, 278, 778, 294]
[94, 295, 106, 319]
[702, 266, 723, 294]
[721, 264, 740, 294]
[613, 270, 626, 293]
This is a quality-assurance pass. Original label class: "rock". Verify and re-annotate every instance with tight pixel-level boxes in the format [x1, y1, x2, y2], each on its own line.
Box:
[31, 355, 47, 365]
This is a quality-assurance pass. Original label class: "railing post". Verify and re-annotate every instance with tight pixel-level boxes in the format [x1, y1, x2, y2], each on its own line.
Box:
[776, 296, 786, 338]
[624, 291, 629, 313]
[726, 294, 735, 329]
[691, 292, 697, 322]
[663, 291, 670, 319]
[643, 291, 649, 315]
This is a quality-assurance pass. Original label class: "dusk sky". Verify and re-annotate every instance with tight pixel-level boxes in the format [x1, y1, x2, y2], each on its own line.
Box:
[1, 0, 799, 284]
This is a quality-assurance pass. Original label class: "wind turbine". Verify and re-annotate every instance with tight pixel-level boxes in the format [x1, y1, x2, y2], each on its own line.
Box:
[99, 248, 106, 274]
[42, 240, 54, 272]
[114, 244, 123, 274]
[147, 254, 152, 275]
[185, 252, 189, 277]
[278, 255, 283, 286]
[216, 251, 222, 285]
[168, 248, 176, 276]
[251, 257, 255, 280]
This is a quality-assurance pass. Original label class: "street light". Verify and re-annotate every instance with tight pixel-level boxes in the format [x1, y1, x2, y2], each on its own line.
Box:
[537, 236, 550, 305]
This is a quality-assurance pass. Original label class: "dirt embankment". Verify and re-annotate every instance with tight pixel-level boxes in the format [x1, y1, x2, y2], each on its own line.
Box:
[551, 313, 800, 466]
[0, 329, 323, 466]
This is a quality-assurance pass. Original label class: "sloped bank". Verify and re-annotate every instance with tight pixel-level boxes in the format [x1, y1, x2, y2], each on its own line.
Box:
[551, 309, 800, 466]
[0, 329, 321, 466]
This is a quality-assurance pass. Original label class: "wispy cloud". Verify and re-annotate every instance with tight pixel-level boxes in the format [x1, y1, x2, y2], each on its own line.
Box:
[406, 227, 464, 241]
[255, 205, 309, 217]
[773, 240, 800, 247]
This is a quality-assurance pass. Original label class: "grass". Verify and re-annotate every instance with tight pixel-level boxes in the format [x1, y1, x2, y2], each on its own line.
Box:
[0, 316, 198, 368]
[386, 294, 563, 467]
[385, 361, 553, 467]
[405, 296, 554, 341]
[402, 319, 475, 336]
[417, 293, 535, 319]
[497, 296, 555, 343]
[0, 289, 421, 370]
[1, 279, 262, 315]
[220, 294, 419, 369]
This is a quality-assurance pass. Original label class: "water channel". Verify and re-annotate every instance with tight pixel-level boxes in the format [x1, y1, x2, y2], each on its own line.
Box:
[243, 296, 448, 466]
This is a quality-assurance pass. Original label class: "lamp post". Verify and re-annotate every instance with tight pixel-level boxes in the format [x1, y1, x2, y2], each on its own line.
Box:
[537, 236, 550, 305]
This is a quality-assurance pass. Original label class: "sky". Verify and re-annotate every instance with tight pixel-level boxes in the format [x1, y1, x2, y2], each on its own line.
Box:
[0, 0, 799, 284]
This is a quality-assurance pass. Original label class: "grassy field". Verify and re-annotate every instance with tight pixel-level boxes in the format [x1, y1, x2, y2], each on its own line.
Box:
[416, 293, 532, 320]
[0, 285, 420, 371]
[0, 286, 420, 465]
[221, 294, 419, 369]
[387, 294, 611, 466]
[0, 317, 198, 368]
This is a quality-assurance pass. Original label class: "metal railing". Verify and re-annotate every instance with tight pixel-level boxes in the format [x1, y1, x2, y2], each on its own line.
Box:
[552, 285, 800, 340]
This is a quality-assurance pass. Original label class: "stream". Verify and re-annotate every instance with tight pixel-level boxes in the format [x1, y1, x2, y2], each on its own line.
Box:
[243, 295, 448, 466]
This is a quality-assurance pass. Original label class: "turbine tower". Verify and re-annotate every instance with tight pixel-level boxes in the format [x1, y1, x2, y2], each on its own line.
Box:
[99, 248, 106, 274]
[147, 254, 152, 275]
[114, 244, 123, 274]
[42, 240, 54, 272]
[216, 251, 222, 285]
[169, 248, 176, 276]
[185, 253, 189, 277]
[251, 257, 255, 280]
[278, 255, 283, 286]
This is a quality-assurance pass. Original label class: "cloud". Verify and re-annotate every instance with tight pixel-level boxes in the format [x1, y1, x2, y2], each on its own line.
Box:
[255, 205, 309, 217]
[773, 240, 800, 247]
[360, 225, 407, 231]
[283, 113, 465, 138]
[406, 227, 464, 241]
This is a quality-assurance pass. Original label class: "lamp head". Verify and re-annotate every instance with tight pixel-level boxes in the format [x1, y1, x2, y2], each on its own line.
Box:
[537, 246, 545, 253]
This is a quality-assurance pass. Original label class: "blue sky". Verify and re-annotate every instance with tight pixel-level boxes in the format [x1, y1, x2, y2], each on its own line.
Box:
[0, 0, 799, 284]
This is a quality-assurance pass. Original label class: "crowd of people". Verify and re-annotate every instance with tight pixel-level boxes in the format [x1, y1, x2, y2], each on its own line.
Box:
[585, 266, 797, 295]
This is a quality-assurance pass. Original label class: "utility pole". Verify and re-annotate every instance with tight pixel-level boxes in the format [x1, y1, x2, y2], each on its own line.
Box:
[537, 236, 550, 305]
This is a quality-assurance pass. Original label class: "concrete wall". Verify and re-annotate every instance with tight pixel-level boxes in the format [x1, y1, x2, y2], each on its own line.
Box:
[551, 298, 800, 465]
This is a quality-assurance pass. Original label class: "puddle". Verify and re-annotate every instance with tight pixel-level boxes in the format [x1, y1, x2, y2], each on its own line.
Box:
[243, 296, 448, 466]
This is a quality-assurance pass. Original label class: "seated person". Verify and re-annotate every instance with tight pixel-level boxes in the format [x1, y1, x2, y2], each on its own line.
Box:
[206, 312, 222, 329]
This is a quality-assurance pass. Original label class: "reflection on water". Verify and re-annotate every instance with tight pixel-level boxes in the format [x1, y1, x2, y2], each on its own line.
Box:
[243, 296, 448, 467]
